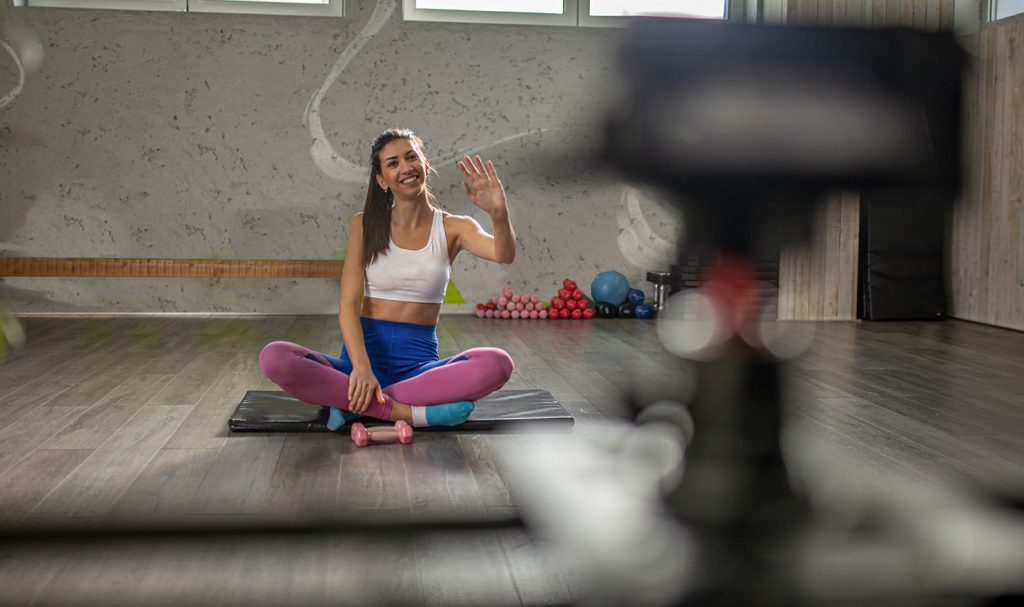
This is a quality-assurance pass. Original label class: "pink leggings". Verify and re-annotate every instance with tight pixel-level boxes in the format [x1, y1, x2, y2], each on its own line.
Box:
[258, 341, 514, 420]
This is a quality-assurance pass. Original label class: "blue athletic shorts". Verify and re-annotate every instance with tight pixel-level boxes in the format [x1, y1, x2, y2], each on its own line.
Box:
[313, 317, 462, 388]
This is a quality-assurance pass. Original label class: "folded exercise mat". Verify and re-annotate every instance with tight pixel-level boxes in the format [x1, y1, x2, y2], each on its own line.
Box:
[228, 389, 574, 432]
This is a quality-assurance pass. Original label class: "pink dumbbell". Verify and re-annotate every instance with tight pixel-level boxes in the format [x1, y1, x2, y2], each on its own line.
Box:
[350, 420, 414, 447]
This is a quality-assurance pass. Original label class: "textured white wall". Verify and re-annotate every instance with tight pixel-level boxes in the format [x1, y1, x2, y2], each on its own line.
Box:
[0, 0, 681, 313]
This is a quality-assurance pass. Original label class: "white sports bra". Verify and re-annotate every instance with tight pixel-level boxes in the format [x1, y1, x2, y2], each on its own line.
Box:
[364, 209, 451, 304]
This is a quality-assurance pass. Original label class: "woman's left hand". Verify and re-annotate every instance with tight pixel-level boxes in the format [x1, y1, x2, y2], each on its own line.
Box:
[458, 155, 508, 218]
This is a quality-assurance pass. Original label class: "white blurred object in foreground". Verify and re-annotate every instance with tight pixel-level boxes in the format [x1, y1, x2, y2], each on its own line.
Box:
[505, 420, 693, 606]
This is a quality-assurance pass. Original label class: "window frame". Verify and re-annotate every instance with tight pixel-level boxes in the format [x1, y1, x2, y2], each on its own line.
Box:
[15, 0, 344, 16]
[401, 0, 579, 26]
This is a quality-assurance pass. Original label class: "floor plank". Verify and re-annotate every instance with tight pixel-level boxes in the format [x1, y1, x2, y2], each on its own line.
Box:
[415, 530, 521, 606]
[188, 435, 286, 515]
[0, 448, 93, 518]
[265, 434, 343, 516]
[109, 447, 221, 519]
[0, 406, 89, 475]
[402, 434, 487, 518]
[29, 405, 191, 517]
[41, 373, 176, 450]
[0, 375, 89, 431]
[336, 438, 411, 511]
[164, 372, 262, 450]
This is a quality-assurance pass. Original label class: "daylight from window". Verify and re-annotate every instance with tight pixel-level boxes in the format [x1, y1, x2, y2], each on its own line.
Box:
[214, 0, 328, 3]
[590, 0, 725, 18]
[993, 0, 1024, 20]
[416, 0, 563, 13]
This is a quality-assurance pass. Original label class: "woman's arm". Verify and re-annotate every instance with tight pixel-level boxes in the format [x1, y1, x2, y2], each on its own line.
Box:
[338, 213, 383, 412]
[455, 154, 516, 264]
[451, 213, 516, 264]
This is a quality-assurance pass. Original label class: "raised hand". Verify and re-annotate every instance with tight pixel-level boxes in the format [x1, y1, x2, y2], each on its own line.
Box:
[458, 155, 507, 218]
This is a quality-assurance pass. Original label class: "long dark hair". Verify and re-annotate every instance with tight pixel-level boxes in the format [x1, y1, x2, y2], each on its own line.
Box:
[362, 128, 436, 268]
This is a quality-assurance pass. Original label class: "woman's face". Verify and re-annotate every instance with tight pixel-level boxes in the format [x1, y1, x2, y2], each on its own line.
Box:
[375, 138, 429, 199]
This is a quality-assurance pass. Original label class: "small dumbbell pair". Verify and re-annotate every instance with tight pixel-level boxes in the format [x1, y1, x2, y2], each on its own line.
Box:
[350, 420, 414, 447]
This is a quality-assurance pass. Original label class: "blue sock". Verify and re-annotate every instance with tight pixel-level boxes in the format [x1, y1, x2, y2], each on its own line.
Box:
[412, 401, 475, 428]
[326, 407, 360, 431]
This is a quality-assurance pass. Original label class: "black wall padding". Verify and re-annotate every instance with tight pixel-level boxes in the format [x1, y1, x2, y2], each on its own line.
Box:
[858, 190, 947, 320]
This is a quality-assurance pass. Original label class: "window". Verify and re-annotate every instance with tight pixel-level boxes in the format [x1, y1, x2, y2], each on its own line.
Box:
[402, 0, 578, 26]
[588, 0, 725, 18]
[14, 0, 344, 17]
[403, 0, 730, 26]
[17, 0, 184, 10]
[416, 0, 563, 13]
[190, 0, 343, 17]
[991, 0, 1024, 21]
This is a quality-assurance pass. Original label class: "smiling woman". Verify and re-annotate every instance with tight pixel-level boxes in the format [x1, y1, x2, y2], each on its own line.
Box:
[259, 128, 516, 432]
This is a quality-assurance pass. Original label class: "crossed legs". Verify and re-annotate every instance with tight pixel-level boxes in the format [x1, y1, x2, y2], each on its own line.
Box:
[258, 341, 513, 426]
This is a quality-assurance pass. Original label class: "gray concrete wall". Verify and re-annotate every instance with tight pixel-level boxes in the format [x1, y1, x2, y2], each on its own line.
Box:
[0, 0, 681, 314]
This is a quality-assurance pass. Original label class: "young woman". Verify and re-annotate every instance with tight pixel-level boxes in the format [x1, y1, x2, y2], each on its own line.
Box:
[259, 128, 515, 430]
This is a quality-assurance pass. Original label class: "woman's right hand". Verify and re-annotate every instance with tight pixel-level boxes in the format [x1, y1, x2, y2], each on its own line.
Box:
[348, 365, 385, 414]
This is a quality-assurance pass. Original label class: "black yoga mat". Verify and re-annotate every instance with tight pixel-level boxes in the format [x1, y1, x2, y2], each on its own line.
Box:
[228, 389, 574, 432]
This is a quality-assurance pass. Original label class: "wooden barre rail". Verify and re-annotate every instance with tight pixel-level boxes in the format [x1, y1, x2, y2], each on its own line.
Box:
[0, 258, 344, 279]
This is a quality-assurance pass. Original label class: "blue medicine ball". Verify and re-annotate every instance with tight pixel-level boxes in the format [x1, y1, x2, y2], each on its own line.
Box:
[590, 271, 631, 307]
[627, 288, 645, 306]
[635, 303, 652, 319]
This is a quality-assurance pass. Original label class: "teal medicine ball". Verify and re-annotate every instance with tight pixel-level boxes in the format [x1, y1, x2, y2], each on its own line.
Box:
[590, 271, 631, 307]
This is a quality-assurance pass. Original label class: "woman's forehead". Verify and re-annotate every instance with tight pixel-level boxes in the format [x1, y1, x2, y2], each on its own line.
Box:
[379, 138, 421, 160]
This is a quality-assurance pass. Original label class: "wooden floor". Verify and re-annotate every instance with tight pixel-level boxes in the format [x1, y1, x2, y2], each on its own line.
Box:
[1, 315, 1023, 606]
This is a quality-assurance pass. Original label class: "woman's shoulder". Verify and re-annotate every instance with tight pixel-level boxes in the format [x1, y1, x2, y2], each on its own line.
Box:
[441, 212, 481, 232]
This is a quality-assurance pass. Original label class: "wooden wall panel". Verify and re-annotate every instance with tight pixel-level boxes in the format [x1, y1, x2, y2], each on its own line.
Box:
[763, 0, 789, 24]
[951, 20, 1024, 331]
[777, 0, 954, 320]
[778, 193, 860, 320]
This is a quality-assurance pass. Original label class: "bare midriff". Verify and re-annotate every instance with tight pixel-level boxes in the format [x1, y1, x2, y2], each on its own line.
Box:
[361, 296, 441, 327]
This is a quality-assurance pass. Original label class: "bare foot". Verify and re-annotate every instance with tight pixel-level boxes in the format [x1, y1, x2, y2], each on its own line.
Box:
[388, 400, 414, 424]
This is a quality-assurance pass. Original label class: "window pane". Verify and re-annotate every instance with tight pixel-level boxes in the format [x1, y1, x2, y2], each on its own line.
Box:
[188, 0, 342, 15]
[994, 0, 1024, 20]
[23, 0, 184, 9]
[212, 0, 328, 3]
[590, 0, 725, 19]
[415, 0, 563, 14]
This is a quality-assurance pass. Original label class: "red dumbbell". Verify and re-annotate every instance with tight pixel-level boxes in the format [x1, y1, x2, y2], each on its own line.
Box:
[350, 420, 414, 447]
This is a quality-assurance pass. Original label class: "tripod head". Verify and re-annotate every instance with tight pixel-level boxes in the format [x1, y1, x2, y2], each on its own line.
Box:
[604, 18, 965, 256]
